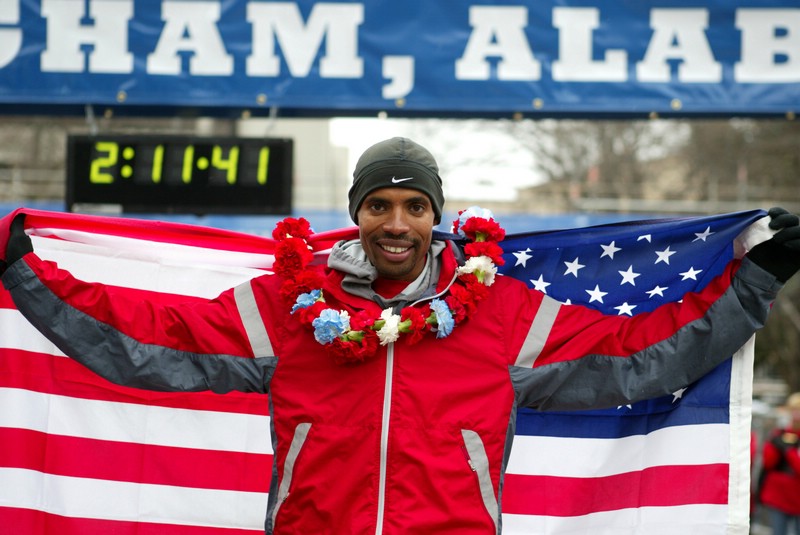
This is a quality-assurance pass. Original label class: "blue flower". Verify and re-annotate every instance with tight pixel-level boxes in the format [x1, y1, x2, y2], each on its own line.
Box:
[291, 289, 322, 314]
[429, 299, 454, 338]
[312, 308, 350, 344]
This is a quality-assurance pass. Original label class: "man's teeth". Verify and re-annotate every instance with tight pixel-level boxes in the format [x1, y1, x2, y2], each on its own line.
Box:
[382, 245, 408, 254]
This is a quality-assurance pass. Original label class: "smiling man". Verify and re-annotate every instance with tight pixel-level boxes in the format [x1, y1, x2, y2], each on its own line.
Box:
[3, 137, 800, 534]
[356, 187, 434, 281]
[327, 137, 450, 312]
[349, 137, 442, 281]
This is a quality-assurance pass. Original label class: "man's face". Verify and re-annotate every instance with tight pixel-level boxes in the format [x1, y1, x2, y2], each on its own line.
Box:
[357, 187, 435, 281]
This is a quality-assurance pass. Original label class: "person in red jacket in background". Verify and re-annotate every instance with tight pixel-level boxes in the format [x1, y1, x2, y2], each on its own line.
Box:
[759, 392, 800, 535]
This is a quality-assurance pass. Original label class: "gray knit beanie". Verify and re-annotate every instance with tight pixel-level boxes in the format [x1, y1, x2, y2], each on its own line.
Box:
[348, 137, 444, 224]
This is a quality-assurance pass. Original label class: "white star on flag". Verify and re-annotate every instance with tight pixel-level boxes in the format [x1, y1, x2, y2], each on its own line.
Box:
[614, 302, 637, 316]
[693, 227, 714, 242]
[585, 285, 608, 303]
[530, 275, 551, 293]
[679, 267, 703, 281]
[513, 248, 533, 267]
[646, 285, 668, 298]
[672, 388, 688, 402]
[655, 246, 677, 265]
[618, 265, 641, 286]
[600, 241, 621, 259]
[563, 258, 585, 277]
[637, 235, 652, 242]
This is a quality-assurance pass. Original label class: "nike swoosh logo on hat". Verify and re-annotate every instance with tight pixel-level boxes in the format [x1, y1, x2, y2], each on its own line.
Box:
[391, 176, 414, 183]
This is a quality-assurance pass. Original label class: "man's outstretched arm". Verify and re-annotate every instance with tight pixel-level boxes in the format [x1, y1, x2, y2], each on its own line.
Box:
[509, 207, 800, 411]
[1, 213, 276, 394]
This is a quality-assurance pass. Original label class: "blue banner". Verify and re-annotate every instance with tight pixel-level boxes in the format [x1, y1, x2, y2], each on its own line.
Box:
[0, 0, 798, 116]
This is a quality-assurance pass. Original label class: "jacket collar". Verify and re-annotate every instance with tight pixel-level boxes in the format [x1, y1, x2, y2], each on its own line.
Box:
[323, 238, 461, 314]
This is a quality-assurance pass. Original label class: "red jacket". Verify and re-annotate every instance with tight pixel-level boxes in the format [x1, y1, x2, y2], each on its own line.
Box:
[760, 428, 800, 514]
[2, 241, 781, 534]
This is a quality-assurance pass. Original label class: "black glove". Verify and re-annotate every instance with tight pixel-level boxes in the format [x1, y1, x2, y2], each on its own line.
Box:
[3, 213, 33, 270]
[747, 207, 800, 283]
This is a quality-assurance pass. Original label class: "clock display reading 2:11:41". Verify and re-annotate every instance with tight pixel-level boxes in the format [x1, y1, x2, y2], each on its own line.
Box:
[88, 141, 272, 186]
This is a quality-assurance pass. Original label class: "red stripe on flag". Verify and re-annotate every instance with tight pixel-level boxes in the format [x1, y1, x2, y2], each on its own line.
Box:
[0, 291, 15, 308]
[502, 464, 729, 516]
[5, 208, 357, 255]
[0, 507, 262, 535]
[0, 349, 269, 415]
[0, 427, 271, 492]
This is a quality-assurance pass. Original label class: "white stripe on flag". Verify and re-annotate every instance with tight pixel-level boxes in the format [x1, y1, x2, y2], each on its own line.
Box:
[727, 340, 756, 535]
[0, 309, 65, 355]
[0, 388, 272, 454]
[502, 504, 729, 535]
[33, 236, 267, 298]
[0, 467, 267, 530]
[34, 227, 275, 268]
[507, 424, 729, 478]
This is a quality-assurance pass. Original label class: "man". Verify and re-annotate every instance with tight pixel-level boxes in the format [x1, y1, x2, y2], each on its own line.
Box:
[2, 137, 800, 534]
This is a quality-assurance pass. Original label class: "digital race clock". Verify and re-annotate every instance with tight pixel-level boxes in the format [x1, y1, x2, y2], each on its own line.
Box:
[66, 135, 293, 215]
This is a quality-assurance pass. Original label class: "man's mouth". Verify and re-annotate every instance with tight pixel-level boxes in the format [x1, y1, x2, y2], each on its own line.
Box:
[381, 244, 410, 254]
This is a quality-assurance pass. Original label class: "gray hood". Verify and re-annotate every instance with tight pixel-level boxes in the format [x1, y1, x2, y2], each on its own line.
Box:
[327, 239, 450, 311]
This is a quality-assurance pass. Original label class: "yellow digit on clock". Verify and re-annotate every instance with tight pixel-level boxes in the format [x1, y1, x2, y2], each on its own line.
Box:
[257, 147, 270, 185]
[212, 145, 240, 184]
[89, 142, 118, 184]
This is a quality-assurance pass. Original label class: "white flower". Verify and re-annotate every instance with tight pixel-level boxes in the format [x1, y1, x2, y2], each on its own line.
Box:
[457, 256, 498, 286]
[376, 308, 402, 345]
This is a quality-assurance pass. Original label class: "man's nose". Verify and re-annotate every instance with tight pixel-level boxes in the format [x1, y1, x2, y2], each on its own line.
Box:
[383, 208, 411, 235]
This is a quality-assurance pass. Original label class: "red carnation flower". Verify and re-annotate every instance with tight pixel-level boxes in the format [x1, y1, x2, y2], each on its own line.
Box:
[279, 279, 303, 305]
[349, 310, 376, 332]
[400, 306, 429, 344]
[279, 269, 325, 305]
[460, 273, 490, 301]
[272, 217, 312, 241]
[447, 282, 479, 318]
[273, 237, 314, 278]
[460, 217, 505, 243]
[329, 330, 380, 365]
[464, 241, 506, 266]
[294, 269, 326, 291]
[444, 295, 468, 323]
[294, 301, 329, 326]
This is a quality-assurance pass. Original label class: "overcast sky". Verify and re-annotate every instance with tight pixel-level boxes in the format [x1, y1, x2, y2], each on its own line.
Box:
[329, 117, 544, 202]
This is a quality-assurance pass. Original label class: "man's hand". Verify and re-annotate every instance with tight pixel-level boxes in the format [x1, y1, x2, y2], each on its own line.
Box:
[1, 214, 33, 273]
[747, 207, 800, 282]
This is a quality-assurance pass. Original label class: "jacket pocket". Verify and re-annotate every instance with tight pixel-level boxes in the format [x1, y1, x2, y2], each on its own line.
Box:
[271, 422, 312, 529]
[461, 429, 499, 533]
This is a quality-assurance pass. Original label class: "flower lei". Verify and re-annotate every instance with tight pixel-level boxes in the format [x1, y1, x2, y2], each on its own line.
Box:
[271, 206, 506, 366]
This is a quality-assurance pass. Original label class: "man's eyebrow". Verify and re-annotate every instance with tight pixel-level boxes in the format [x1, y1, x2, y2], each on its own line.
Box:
[403, 195, 431, 206]
[363, 194, 430, 205]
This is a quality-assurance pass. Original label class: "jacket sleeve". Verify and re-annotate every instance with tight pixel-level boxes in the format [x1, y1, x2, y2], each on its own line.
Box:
[509, 257, 781, 411]
[1, 252, 277, 394]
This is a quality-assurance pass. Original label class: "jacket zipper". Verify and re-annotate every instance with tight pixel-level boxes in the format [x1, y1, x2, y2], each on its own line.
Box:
[374, 271, 458, 533]
[375, 342, 394, 535]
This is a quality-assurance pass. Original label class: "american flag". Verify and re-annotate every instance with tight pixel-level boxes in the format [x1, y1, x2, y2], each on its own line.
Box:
[0, 208, 769, 534]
